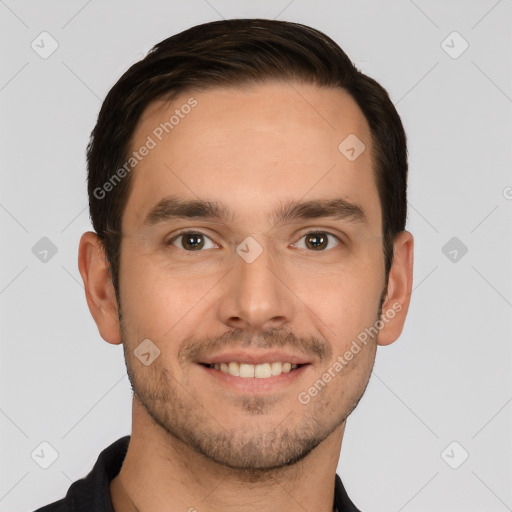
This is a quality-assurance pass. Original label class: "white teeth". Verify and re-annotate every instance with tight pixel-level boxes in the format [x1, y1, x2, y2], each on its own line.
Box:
[228, 362, 240, 376]
[270, 362, 282, 376]
[239, 364, 255, 378]
[254, 363, 272, 378]
[209, 361, 301, 378]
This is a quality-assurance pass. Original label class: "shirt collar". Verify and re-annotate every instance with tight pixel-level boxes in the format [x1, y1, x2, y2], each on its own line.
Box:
[36, 436, 362, 512]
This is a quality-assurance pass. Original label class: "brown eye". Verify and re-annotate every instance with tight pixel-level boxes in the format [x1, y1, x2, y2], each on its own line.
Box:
[293, 231, 341, 251]
[168, 231, 216, 251]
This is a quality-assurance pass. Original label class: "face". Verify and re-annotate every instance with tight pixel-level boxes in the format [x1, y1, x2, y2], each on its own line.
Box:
[117, 81, 388, 470]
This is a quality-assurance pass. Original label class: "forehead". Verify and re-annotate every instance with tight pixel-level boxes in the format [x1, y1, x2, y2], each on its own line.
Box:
[122, 81, 381, 234]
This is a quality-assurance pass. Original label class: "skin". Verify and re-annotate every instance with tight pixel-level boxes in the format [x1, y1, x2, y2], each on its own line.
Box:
[78, 81, 414, 512]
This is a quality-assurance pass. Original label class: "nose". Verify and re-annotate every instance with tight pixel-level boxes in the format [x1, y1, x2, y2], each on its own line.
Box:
[216, 237, 295, 333]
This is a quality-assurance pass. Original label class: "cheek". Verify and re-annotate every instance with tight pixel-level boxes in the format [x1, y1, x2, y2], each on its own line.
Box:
[118, 251, 170, 339]
[298, 255, 383, 334]
[119, 254, 218, 351]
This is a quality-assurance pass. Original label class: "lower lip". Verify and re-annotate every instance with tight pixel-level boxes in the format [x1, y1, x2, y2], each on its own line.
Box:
[198, 364, 311, 393]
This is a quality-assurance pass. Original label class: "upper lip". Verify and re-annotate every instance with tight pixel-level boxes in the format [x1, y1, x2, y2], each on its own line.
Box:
[199, 350, 312, 365]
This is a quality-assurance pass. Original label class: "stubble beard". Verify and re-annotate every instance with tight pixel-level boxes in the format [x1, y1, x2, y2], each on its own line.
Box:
[121, 331, 376, 478]
[116, 280, 384, 477]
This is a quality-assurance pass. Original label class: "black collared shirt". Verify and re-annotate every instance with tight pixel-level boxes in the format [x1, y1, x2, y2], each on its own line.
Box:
[33, 436, 362, 512]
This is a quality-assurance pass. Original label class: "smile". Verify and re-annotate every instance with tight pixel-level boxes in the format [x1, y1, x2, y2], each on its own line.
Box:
[202, 362, 302, 378]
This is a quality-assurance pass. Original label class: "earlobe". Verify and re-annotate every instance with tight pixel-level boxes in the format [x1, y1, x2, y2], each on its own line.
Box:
[377, 230, 414, 347]
[78, 231, 122, 345]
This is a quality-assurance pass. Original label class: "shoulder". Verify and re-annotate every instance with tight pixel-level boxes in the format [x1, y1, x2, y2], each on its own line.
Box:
[33, 498, 69, 512]
[31, 436, 131, 512]
[334, 473, 364, 512]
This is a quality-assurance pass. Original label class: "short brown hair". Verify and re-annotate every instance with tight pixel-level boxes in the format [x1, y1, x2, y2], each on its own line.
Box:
[86, 18, 408, 300]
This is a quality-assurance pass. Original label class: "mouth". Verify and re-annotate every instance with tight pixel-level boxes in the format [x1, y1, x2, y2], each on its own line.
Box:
[200, 361, 305, 379]
[196, 350, 312, 392]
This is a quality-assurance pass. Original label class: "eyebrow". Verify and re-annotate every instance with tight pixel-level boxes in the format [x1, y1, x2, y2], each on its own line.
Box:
[144, 195, 368, 227]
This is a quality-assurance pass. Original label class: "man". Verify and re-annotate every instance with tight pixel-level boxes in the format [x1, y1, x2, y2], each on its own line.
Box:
[35, 18, 413, 512]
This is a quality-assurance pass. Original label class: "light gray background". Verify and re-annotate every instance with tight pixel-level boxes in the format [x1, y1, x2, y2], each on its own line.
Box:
[1, 1, 511, 511]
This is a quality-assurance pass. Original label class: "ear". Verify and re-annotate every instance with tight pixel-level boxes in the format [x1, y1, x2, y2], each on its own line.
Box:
[377, 230, 414, 346]
[78, 231, 122, 345]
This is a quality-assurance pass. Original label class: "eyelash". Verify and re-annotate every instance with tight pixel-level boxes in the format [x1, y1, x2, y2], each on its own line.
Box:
[165, 229, 343, 252]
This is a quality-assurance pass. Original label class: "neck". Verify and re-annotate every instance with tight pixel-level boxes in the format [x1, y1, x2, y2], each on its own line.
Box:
[110, 398, 345, 512]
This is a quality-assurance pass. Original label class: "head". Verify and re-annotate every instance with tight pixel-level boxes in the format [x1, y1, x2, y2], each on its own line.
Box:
[79, 19, 413, 472]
